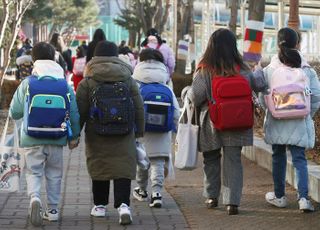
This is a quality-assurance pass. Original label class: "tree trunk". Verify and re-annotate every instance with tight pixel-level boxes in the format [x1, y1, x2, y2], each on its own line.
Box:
[175, 0, 193, 75]
[228, 0, 238, 35]
[288, 0, 300, 30]
[0, 0, 11, 49]
[0, 0, 34, 86]
[248, 0, 265, 21]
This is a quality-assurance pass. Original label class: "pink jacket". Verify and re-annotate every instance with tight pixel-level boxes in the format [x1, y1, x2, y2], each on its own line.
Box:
[145, 42, 175, 75]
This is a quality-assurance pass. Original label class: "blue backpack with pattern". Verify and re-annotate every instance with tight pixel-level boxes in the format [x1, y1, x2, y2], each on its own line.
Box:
[24, 76, 71, 139]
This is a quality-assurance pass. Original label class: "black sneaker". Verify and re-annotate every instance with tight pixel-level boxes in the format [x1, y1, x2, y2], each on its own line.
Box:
[205, 198, 218, 209]
[149, 192, 162, 208]
[133, 187, 148, 201]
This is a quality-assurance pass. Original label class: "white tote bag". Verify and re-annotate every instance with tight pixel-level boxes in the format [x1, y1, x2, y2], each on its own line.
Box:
[174, 97, 199, 170]
[0, 117, 24, 193]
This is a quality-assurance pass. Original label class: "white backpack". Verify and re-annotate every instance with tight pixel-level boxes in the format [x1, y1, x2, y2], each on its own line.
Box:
[264, 65, 311, 119]
[73, 57, 86, 76]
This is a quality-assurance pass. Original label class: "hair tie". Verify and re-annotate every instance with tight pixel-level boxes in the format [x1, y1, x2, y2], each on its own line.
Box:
[279, 40, 286, 45]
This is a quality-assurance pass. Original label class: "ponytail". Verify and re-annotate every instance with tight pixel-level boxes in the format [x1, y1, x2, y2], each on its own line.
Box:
[278, 45, 301, 68]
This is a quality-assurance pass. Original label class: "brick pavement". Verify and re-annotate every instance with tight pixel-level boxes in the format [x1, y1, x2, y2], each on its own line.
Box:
[0, 139, 189, 230]
[166, 154, 320, 230]
[1, 136, 320, 230]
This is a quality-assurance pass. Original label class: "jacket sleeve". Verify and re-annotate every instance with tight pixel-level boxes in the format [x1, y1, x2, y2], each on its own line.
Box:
[305, 67, 320, 117]
[166, 45, 176, 75]
[9, 79, 28, 120]
[187, 69, 210, 107]
[76, 79, 90, 130]
[170, 88, 180, 129]
[130, 79, 145, 137]
[68, 85, 80, 139]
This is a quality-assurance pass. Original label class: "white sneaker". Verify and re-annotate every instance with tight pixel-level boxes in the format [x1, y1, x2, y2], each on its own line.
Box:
[117, 203, 132, 225]
[43, 208, 59, 221]
[29, 196, 43, 226]
[298, 198, 314, 212]
[90, 205, 106, 217]
[265, 192, 288, 208]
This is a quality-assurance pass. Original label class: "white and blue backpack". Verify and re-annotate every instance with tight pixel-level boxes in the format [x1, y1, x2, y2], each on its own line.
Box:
[139, 82, 175, 132]
[24, 76, 71, 138]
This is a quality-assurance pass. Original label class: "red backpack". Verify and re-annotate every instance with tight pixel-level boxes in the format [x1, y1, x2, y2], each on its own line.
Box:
[208, 71, 253, 131]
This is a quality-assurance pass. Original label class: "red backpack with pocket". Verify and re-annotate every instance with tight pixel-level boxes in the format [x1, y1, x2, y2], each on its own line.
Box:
[207, 68, 253, 131]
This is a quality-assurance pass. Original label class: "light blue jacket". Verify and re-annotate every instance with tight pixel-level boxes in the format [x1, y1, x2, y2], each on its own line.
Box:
[9, 60, 80, 147]
[260, 55, 320, 149]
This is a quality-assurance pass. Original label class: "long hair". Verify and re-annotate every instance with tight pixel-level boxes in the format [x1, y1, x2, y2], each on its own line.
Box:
[277, 27, 301, 68]
[49, 33, 65, 53]
[199, 28, 248, 76]
[92, 28, 106, 42]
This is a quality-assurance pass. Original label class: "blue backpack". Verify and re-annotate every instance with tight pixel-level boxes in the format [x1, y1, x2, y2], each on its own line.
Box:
[139, 83, 175, 132]
[24, 76, 71, 139]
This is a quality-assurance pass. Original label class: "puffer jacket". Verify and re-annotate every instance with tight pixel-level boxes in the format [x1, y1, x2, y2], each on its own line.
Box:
[260, 54, 320, 149]
[9, 60, 80, 147]
[76, 56, 145, 180]
[132, 60, 180, 158]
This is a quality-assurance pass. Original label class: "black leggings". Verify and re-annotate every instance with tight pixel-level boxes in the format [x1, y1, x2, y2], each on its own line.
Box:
[92, 178, 131, 208]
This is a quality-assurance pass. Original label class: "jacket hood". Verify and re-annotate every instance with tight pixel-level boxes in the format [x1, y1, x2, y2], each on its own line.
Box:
[132, 60, 169, 84]
[270, 52, 310, 69]
[32, 60, 65, 79]
[85, 56, 133, 82]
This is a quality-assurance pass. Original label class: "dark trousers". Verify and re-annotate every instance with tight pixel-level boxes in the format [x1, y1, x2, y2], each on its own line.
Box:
[92, 178, 131, 208]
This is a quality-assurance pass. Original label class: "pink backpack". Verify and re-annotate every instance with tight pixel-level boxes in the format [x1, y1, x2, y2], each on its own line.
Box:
[73, 57, 86, 76]
[264, 65, 311, 119]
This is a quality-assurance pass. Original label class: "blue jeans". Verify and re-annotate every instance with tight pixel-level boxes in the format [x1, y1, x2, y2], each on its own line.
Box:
[272, 144, 308, 199]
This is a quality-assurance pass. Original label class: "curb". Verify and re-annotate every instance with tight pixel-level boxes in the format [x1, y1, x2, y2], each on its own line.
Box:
[242, 136, 320, 202]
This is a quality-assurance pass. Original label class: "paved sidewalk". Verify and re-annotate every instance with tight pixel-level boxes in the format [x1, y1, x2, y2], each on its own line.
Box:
[0, 139, 189, 230]
[166, 154, 320, 230]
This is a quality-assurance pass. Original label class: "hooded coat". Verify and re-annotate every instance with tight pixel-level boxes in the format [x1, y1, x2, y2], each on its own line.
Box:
[9, 60, 80, 147]
[132, 60, 180, 158]
[76, 56, 145, 180]
[260, 54, 320, 149]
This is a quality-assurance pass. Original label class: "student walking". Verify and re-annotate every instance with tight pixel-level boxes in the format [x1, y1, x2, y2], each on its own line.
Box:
[141, 28, 175, 76]
[72, 46, 86, 91]
[86, 28, 106, 63]
[261, 27, 320, 212]
[76, 41, 144, 225]
[132, 48, 180, 208]
[184, 28, 262, 215]
[9, 42, 80, 226]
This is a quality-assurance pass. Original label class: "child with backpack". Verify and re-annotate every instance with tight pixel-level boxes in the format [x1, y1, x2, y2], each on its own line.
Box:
[184, 29, 263, 215]
[76, 41, 145, 225]
[261, 27, 320, 212]
[132, 48, 180, 208]
[72, 46, 86, 91]
[9, 42, 80, 226]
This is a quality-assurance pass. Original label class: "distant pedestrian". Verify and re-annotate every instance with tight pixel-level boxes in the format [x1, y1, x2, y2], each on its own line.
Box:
[76, 41, 145, 225]
[184, 28, 263, 215]
[72, 46, 86, 91]
[16, 38, 33, 80]
[9, 42, 80, 226]
[81, 40, 88, 55]
[141, 28, 175, 76]
[86, 28, 106, 63]
[49, 33, 69, 74]
[118, 40, 127, 54]
[132, 48, 180, 208]
[261, 27, 320, 212]
[119, 46, 137, 69]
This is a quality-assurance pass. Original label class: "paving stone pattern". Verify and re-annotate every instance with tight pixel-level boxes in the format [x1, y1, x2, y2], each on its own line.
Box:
[0, 139, 189, 230]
